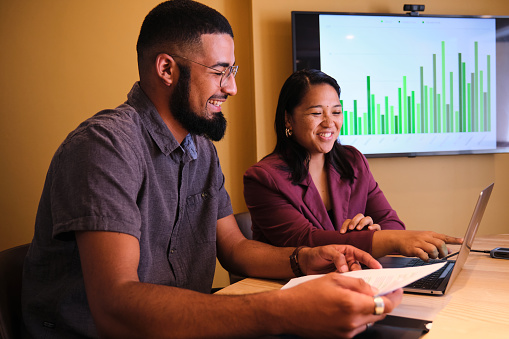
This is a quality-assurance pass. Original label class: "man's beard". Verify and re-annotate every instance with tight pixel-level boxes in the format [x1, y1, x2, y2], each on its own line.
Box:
[170, 66, 227, 142]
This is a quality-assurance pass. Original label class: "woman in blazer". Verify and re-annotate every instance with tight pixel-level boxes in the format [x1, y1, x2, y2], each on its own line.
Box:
[244, 69, 462, 260]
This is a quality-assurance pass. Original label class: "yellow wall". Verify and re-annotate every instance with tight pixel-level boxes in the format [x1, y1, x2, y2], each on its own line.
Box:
[1, 0, 508, 288]
[0, 0, 256, 253]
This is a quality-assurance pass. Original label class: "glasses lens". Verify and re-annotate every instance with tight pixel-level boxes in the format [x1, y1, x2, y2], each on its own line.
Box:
[220, 66, 238, 87]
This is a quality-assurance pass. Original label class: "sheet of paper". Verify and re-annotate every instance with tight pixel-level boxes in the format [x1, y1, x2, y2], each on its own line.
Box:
[281, 262, 446, 296]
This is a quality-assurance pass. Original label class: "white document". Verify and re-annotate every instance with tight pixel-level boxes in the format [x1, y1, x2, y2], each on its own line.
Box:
[281, 262, 446, 296]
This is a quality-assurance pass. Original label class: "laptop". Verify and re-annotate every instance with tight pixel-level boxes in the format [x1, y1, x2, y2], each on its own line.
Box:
[377, 182, 494, 295]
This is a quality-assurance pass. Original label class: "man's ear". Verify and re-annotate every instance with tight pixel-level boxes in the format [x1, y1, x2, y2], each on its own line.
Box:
[155, 53, 177, 86]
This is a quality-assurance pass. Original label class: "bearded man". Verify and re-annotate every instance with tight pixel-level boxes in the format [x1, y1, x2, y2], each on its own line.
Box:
[21, 1, 401, 338]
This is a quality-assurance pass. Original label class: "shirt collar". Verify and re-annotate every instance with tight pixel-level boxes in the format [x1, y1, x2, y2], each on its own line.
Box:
[181, 134, 197, 160]
[126, 82, 197, 160]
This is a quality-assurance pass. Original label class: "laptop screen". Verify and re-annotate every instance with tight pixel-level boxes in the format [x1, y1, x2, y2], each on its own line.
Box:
[444, 183, 494, 294]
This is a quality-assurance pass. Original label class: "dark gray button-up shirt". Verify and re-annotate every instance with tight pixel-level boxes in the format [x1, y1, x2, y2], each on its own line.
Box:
[22, 82, 233, 338]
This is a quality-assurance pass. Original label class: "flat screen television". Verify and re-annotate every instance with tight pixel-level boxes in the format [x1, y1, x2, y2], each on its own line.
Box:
[292, 10, 509, 157]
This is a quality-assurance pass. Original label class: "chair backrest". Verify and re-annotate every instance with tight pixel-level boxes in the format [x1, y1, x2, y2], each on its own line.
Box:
[234, 211, 253, 240]
[0, 243, 29, 339]
[229, 212, 253, 284]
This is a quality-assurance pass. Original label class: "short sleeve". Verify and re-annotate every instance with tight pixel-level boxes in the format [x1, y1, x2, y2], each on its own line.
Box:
[50, 121, 144, 240]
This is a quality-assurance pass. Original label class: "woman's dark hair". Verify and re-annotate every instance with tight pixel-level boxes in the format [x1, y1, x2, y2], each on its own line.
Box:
[271, 69, 355, 184]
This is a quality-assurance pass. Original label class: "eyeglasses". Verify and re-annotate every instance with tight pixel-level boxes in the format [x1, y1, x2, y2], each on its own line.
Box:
[171, 54, 238, 88]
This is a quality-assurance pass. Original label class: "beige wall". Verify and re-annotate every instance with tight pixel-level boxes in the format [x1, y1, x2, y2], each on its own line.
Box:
[1, 0, 160, 249]
[1, 0, 508, 288]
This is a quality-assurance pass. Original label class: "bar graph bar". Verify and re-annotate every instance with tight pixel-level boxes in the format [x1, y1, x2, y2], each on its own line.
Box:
[340, 41, 492, 136]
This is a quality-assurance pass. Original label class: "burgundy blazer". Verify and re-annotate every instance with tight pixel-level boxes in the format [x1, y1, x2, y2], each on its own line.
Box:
[243, 146, 405, 254]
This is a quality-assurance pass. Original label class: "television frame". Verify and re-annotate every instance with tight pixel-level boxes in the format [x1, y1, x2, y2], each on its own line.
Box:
[292, 10, 509, 158]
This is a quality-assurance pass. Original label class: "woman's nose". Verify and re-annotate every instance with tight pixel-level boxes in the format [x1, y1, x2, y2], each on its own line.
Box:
[322, 115, 334, 126]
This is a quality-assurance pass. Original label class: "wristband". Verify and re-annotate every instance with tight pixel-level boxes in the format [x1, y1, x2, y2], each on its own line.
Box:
[289, 246, 307, 277]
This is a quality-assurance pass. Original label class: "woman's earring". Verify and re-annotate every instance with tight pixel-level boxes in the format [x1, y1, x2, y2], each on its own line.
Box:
[285, 128, 293, 138]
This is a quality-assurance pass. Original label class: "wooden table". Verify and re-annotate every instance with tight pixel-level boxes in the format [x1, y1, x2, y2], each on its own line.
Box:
[217, 234, 509, 338]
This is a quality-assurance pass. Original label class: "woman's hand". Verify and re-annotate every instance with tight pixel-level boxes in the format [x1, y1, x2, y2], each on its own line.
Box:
[340, 213, 381, 233]
[372, 230, 463, 260]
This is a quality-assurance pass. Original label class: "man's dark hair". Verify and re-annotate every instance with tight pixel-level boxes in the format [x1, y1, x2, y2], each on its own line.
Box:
[271, 69, 355, 184]
[136, 0, 233, 68]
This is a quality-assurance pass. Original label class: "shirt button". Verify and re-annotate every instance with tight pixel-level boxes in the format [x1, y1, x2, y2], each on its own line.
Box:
[201, 192, 208, 198]
[170, 249, 176, 254]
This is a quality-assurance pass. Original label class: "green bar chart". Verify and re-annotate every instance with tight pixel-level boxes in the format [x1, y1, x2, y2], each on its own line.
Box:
[340, 41, 492, 136]
[319, 14, 497, 155]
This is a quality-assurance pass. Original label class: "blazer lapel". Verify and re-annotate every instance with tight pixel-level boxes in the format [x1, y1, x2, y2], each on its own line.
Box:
[300, 174, 335, 231]
[328, 165, 351, 230]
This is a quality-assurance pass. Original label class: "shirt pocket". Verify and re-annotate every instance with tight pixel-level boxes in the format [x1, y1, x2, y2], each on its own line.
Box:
[184, 187, 218, 243]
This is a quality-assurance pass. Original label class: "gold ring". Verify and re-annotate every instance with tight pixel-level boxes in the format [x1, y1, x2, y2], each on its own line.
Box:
[373, 296, 384, 315]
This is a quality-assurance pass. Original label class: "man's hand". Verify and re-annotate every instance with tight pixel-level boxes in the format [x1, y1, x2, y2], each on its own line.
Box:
[339, 213, 381, 234]
[277, 273, 403, 338]
[298, 244, 382, 274]
[372, 230, 463, 260]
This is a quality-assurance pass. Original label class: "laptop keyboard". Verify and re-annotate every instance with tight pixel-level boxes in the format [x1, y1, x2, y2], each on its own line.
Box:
[404, 259, 453, 290]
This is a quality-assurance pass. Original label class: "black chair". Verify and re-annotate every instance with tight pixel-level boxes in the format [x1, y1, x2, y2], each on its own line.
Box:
[234, 211, 253, 241]
[229, 212, 253, 284]
[0, 243, 29, 339]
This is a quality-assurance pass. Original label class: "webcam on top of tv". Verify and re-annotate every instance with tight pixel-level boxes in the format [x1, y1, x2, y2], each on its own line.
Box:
[404, 4, 425, 16]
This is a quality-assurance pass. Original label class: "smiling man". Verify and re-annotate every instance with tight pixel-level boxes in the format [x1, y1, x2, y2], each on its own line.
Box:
[21, 1, 402, 338]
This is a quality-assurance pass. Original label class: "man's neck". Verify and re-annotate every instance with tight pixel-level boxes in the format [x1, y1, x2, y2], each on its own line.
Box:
[159, 113, 189, 144]
[140, 80, 189, 144]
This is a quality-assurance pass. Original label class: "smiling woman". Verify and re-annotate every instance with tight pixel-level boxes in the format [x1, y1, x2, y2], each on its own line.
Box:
[244, 69, 403, 250]
[243, 69, 463, 260]
[285, 83, 343, 161]
[283, 80, 345, 212]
